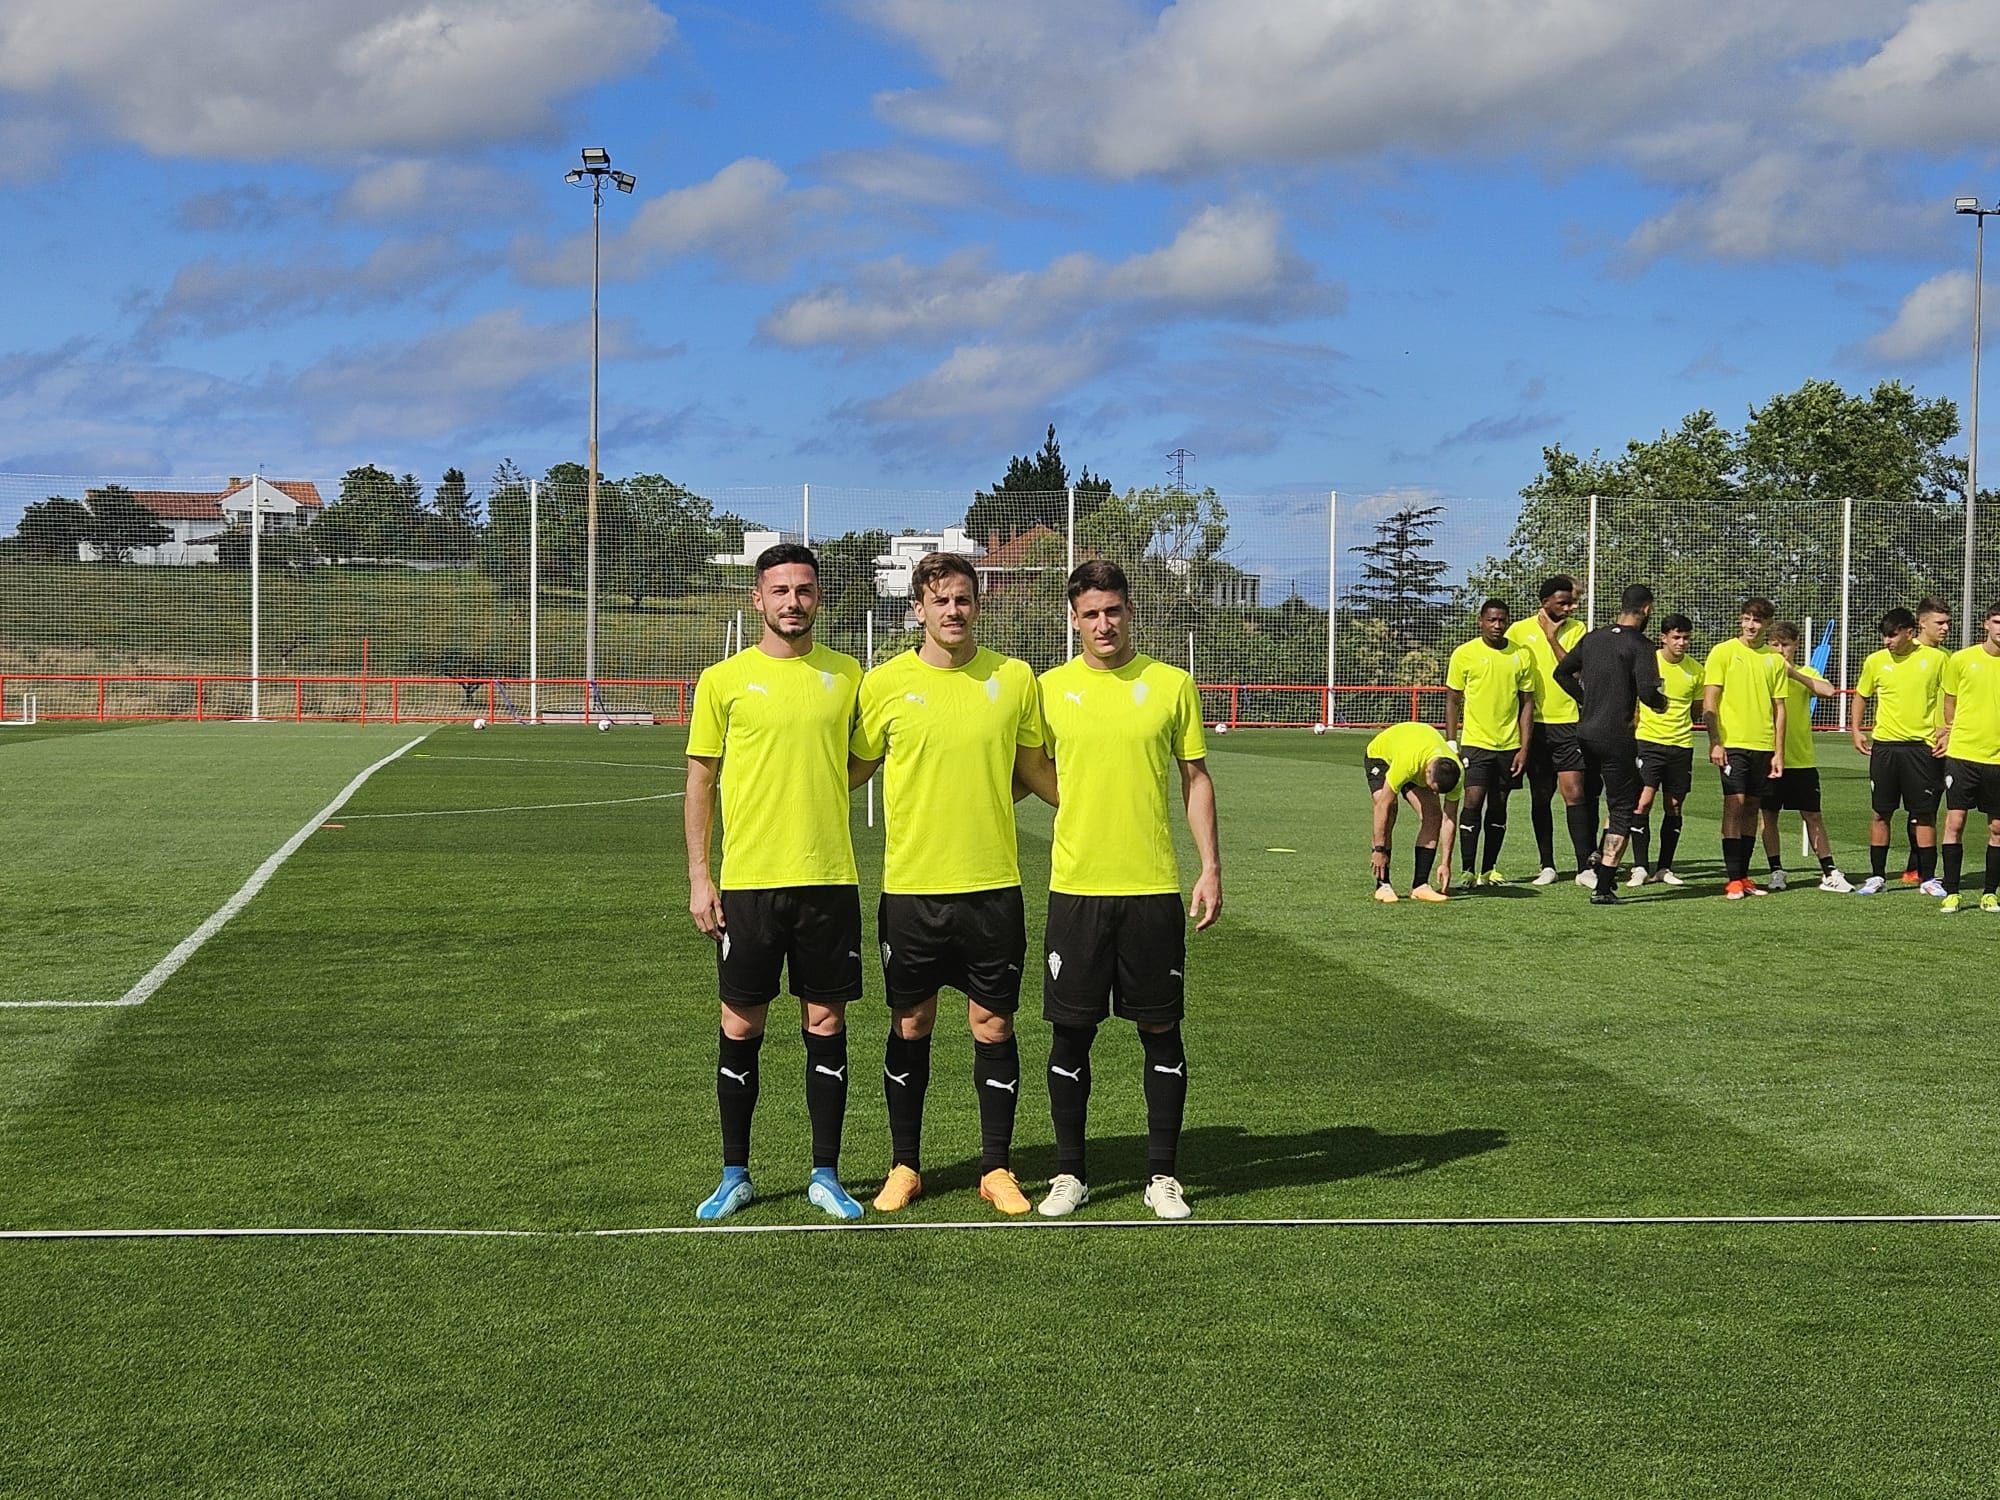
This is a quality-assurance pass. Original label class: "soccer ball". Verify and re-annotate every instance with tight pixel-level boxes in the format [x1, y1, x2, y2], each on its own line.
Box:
[471, 716, 487, 730]
[597, 717, 612, 732]
[1214, 722, 1230, 735]
[1312, 722, 1327, 735]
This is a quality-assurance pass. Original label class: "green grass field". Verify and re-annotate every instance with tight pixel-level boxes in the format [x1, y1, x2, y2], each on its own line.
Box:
[5, 722, 1998, 1496]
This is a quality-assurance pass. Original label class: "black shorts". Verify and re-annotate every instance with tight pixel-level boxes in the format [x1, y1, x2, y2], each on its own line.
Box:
[1042, 892, 1186, 1027]
[1944, 758, 2000, 818]
[878, 888, 1027, 1012]
[1870, 740, 1943, 817]
[1581, 734, 1641, 831]
[717, 885, 864, 1007]
[1527, 722, 1585, 777]
[1760, 767, 1822, 813]
[1637, 742, 1693, 799]
[1719, 748, 1774, 797]
[1461, 745, 1521, 792]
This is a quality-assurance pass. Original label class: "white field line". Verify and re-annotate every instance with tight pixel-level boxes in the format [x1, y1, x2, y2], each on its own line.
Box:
[415, 755, 685, 773]
[0, 734, 428, 1011]
[341, 791, 684, 820]
[6, 1214, 2000, 1242]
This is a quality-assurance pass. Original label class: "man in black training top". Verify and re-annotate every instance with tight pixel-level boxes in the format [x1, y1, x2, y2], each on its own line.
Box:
[1554, 583, 1667, 904]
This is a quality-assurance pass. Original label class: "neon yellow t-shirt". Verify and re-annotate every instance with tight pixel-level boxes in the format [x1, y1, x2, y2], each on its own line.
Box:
[688, 644, 862, 889]
[1637, 650, 1704, 749]
[1445, 638, 1531, 752]
[1040, 654, 1206, 896]
[1942, 645, 2000, 764]
[1855, 646, 1944, 743]
[1702, 638, 1784, 752]
[1776, 658, 1820, 770]
[852, 647, 1044, 894]
[1504, 615, 1586, 724]
[1365, 721, 1465, 804]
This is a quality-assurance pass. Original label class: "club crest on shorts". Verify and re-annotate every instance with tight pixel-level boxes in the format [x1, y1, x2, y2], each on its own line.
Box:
[1047, 951, 1063, 979]
[721, 932, 732, 960]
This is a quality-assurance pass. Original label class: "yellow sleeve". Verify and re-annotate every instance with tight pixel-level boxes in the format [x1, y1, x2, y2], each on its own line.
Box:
[1013, 662, 1046, 748]
[688, 668, 728, 758]
[1175, 673, 1209, 762]
[850, 671, 887, 760]
[1702, 645, 1727, 689]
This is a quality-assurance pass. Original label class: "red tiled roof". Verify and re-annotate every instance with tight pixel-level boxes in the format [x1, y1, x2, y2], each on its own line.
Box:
[976, 523, 1062, 571]
[85, 479, 325, 521]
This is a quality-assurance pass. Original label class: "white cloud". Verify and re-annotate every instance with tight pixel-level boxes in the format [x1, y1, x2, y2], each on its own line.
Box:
[814, 144, 987, 208]
[1863, 270, 1974, 362]
[336, 159, 532, 222]
[1623, 149, 1926, 264]
[1817, 0, 2000, 149]
[0, 0, 673, 160]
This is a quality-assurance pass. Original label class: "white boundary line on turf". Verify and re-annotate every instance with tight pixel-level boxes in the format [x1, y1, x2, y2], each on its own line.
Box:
[6, 1213, 2000, 1241]
[340, 791, 684, 820]
[0, 734, 428, 1011]
[415, 755, 685, 773]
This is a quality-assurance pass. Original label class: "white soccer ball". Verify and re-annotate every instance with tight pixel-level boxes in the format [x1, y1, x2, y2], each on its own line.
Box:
[1214, 722, 1230, 735]
[597, 717, 612, 732]
[471, 716, 487, 730]
[1312, 722, 1327, 735]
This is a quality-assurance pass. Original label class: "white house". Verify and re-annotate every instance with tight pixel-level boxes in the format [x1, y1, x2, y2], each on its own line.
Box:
[871, 526, 984, 603]
[709, 528, 804, 568]
[79, 477, 324, 564]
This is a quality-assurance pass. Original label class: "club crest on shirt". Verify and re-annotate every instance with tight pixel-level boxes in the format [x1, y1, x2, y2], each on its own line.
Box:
[1132, 681, 1150, 705]
[984, 677, 1001, 703]
[819, 671, 834, 690]
[903, 692, 927, 706]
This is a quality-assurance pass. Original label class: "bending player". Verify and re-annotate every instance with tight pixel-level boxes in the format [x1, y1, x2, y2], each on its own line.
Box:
[1443, 599, 1533, 885]
[1553, 583, 1665, 904]
[1629, 613, 1701, 887]
[1035, 561, 1220, 1222]
[1365, 720, 1462, 903]
[1758, 623, 1851, 892]
[685, 543, 867, 1222]
[1505, 576, 1592, 884]
[849, 552, 1051, 1216]
[1935, 603, 2000, 914]
[1702, 597, 1787, 899]
[1851, 606, 1946, 896]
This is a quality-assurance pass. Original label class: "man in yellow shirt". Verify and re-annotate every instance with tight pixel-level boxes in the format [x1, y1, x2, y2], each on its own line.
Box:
[1894, 599, 1954, 883]
[1851, 606, 1947, 896]
[1504, 574, 1592, 885]
[849, 552, 1051, 1217]
[1935, 603, 2000, 914]
[1629, 612, 1701, 886]
[1034, 560, 1220, 1222]
[1443, 599, 1533, 886]
[1702, 597, 1787, 899]
[1365, 720, 1462, 902]
[1758, 622, 1851, 892]
[685, 543, 867, 1222]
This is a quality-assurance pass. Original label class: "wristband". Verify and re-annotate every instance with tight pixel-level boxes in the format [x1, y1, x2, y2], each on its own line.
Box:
[1371, 843, 1389, 854]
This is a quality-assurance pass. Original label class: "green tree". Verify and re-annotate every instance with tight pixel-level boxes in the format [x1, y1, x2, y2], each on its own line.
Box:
[603, 473, 722, 607]
[313, 465, 428, 560]
[964, 423, 1112, 546]
[14, 496, 93, 560]
[479, 459, 532, 592]
[431, 467, 477, 564]
[81, 485, 170, 562]
[1344, 504, 1456, 658]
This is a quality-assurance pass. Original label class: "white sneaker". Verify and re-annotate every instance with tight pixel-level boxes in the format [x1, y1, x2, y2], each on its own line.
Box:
[1627, 866, 1648, 889]
[1768, 869, 1788, 891]
[1920, 878, 1948, 898]
[1531, 866, 1559, 886]
[1657, 869, 1685, 887]
[1142, 1174, 1193, 1220]
[1819, 870, 1854, 893]
[1574, 869, 1597, 889]
[1854, 876, 1886, 895]
[1037, 1174, 1089, 1217]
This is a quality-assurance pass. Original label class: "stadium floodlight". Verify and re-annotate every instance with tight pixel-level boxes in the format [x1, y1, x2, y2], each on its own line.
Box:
[566, 147, 637, 700]
[1958, 198, 1995, 646]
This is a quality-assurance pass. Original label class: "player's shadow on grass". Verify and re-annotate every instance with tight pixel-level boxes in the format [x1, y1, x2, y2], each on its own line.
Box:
[931, 1122, 1508, 1208]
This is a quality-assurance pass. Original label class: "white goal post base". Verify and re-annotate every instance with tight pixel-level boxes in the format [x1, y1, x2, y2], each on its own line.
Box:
[537, 711, 658, 726]
[1, 694, 37, 727]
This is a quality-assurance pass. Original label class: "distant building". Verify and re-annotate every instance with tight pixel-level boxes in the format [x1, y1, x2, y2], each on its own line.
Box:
[78, 477, 323, 564]
[973, 524, 1064, 599]
[872, 526, 984, 604]
[709, 528, 805, 569]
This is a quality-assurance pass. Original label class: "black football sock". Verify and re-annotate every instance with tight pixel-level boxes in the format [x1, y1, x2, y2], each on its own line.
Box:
[1870, 842, 1888, 880]
[972, 1035, 1020, 1171]
[1767, 848, 1784, 873]
[1531, 794, 1556, 868]
[1658, 814, 1683, 871]
[883, 1031, 931, 1171]
[802, 1028, 849, 1171]
[1943, 841, 1964, 895]
[1819, 854, 1836, 875]
[1138, 1025, 1189, 1180]
[1413, 845, 1437, 890]
[1629, 817, 1651, 870]
[1458, 815, 1480, 874]
[1565, 804, 1596, 869]
[1047, 1023, 1097, 1179]
[1918, 841, 1938, 881]
[1986, 844, 2000, 894]
[1483, 802, 1509, 871]
[717, 1030, 763, 1170]
[1905, 817, 1920, 874]
[1594, 856, 1617, 895]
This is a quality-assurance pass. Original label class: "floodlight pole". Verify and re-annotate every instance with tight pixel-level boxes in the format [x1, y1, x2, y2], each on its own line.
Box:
[1959, 200, 1990, 646]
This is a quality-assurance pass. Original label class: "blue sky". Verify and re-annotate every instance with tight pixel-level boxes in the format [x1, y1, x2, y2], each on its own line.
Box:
[1, 0, 1996, 529]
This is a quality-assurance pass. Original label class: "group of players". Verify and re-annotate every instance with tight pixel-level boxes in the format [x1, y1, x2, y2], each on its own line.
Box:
[1366, 577, 2000, 911]
[683, 544, 1219, 1223]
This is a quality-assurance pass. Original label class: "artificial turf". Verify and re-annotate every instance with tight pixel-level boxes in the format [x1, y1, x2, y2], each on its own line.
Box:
[3, 723, 1997, 1495]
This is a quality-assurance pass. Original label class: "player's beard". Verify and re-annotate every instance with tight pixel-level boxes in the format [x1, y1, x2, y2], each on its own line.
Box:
[766, 608, 812, 640]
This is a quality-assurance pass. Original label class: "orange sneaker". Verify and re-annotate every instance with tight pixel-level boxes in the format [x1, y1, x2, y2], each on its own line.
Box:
[1726, 879, 1747, 900]
[1373, 883, 1399, 904]
[872, 1163, 922, 1212]
[979, 1168, 1031, 1216]
[1901, 870, 1922, 884]
[1410, 885, 1449, 903]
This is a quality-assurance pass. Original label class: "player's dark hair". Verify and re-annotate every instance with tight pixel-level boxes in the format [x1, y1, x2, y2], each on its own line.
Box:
[911, 550, 979, 602]
[1878, 606, 1916, 633]
[1478, 597, 1508, 616]
[1659, 613, 1693, 635]
[1769, 621, 1801, 645]
[754, 542, 818, 580]
[1917, 597, 1949, 619]
[1066, 559, 1130, 604]
[1430, 758, 1462, 795]
[1741, 597, 1775, 622]
[1619, 583, 1654, 613]
[1538, 574, 1577, 602]
[1987, 602, 2000, 621]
